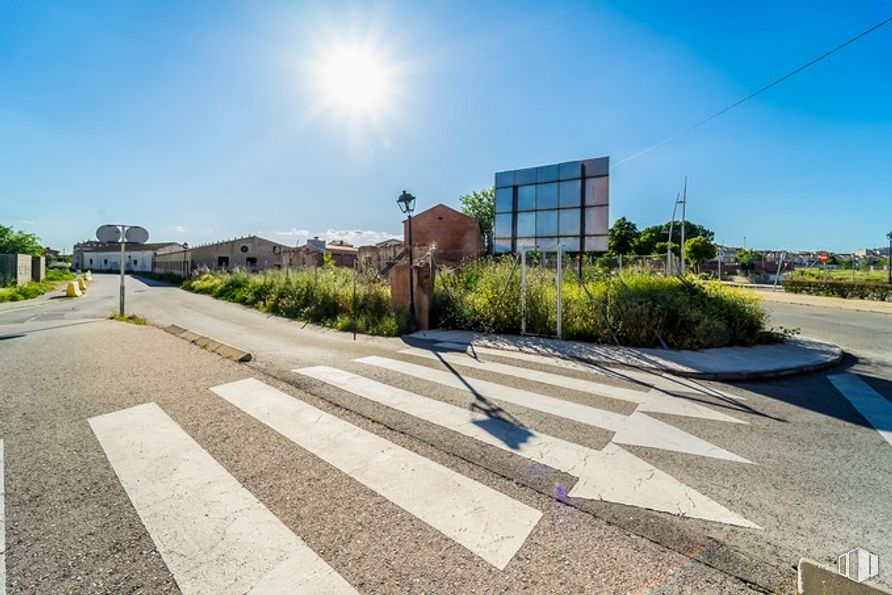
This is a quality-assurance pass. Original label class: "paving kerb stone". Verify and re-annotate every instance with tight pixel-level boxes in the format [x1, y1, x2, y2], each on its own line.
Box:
[798, 559, 890, 595]
[408, 330, 843, 381]
[161, 324, 252, 363]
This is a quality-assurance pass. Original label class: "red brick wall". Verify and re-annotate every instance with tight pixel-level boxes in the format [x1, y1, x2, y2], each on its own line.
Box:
[404, 204, 483, 266]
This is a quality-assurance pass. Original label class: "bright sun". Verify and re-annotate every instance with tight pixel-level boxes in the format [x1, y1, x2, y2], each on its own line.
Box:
[316, 43, 394, 117]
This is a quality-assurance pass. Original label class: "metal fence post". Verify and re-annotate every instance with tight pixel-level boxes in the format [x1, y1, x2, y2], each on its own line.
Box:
[556, 245, 563, 340]
[520, 250, 527, 336]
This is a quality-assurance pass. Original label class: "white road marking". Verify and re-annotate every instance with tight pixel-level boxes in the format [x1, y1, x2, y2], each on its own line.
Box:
[401, 347, 744, 423]
[89, 403, 357, 595]
[1, 439, 5, 595]
[356, 356, 750, 463]
[296, 367, 758, 528]
[828, 374, 892, 448]
[211, 378, 542, 570]
[434, 342, 748, 401]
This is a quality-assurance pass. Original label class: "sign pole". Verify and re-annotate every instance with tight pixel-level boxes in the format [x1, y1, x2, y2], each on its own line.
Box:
[119, 228, 126, 316]
[97, 223, 149, 317]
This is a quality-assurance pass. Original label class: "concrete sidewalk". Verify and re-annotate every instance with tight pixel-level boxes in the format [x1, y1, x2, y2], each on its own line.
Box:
[408, 329, 843, 380]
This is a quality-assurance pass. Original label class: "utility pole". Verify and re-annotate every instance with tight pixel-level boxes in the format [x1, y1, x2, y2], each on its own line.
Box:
[667, 193, 679, 275]
[680, 177, 687, 275]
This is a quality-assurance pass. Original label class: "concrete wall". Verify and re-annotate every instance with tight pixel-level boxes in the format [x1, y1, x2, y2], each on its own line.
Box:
[390, 261, 433, 330]
[403, 204, 483, 267]
[31, 255, 45, 282]
[0, 254, 33, 286]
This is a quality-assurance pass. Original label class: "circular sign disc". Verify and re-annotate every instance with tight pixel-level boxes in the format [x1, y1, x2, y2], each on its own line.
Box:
[125, 226, 149, 244]
[96, 224, 122, 243]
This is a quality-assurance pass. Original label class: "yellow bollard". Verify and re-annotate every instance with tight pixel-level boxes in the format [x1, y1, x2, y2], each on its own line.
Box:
[86, 271, 93, 281]
[77, 278, 87, 292]
[66, 281, 82, 297]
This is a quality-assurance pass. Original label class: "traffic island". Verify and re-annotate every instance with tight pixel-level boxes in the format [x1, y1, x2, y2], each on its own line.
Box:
[408, 330, 843, 380]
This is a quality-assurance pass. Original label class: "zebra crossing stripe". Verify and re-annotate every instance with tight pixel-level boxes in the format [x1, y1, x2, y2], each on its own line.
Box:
[400, 347, 744, 423]
[355, 356, 751, 463]
[296, 367, 758, 528]
[211, 378, 542, 570]
[433, 342, 748, 401]
[828, 374, 892, 447]
[89, 403, 358, 595]
[1, 439, 6, 595]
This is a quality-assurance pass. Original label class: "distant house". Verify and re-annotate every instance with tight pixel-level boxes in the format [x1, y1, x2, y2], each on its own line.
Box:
[282, 238, 358, 268]
[153, 236, 287, 276]
[73, 241, 184, 273]
[404, 204, 484, 267]
[357, 238, 404, 274]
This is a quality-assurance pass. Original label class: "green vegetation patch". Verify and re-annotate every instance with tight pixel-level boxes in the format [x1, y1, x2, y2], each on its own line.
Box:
[0, 270, 75, 303]
[182, 268, 409, 337]
[782, 279, 892, 301]
[433, 259, 774, 349]
[108, 313, 147, 325]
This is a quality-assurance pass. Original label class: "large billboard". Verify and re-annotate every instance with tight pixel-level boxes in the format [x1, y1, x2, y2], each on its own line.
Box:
[493, 157, 609, 253]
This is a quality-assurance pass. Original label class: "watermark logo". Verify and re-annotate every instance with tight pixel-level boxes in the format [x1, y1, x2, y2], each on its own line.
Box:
[838, 547, 879, 583]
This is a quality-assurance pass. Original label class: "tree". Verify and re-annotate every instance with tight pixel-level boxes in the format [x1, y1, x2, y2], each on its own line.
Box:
[631, 227, 662, 255]
[459, 188, 495, 237]
[734, 248, 757, 271]
[0, 224, 43, 255]
[608, 217, 639, 255]
[654, 241, 680, 257]
[632, 220, 715, 255]
[683, 236, 716, 271]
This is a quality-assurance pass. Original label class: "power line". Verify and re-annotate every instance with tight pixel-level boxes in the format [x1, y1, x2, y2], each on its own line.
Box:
[613, 14, 892, 167]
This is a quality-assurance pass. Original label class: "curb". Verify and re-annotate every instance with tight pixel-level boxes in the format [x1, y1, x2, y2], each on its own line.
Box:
[631, 344, 846, 382]
[163, 324, 252, 362]
[515, 347, 843, 382]
[409, 331, 844, 381]
[798, 558, 890, 595]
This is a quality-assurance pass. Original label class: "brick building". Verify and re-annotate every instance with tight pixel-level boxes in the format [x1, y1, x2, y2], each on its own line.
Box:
[358, 238, 404, 274]
[404, 204, 483, 267]
[282, 238, 358, 268]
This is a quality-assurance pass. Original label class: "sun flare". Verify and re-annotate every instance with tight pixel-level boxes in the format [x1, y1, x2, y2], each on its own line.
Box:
[315, 43, 395, 117]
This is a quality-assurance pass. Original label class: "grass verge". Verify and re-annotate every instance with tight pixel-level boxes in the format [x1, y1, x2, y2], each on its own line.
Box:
[108, 313, 147, 325]
[0, 269, 76, 303]
[182, 268, 409, 337]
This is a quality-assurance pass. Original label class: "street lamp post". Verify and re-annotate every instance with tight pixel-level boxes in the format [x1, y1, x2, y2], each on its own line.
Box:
[887, 231, 892, 285]
[397, 190, 417, 326]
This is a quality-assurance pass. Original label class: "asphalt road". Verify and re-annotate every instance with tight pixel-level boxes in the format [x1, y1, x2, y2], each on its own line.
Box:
[1, 274, 889, 594]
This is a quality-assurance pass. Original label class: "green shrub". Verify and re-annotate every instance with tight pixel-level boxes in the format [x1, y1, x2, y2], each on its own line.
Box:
[45, 269, 75, 282]
[0, 270, 75, 303]
[182, 268, 409, 337]
[782, 279, 891, 301]
[433, 260, 771, 349]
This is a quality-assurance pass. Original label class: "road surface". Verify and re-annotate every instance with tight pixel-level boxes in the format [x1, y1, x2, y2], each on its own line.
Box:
[0, 274, 889, 594]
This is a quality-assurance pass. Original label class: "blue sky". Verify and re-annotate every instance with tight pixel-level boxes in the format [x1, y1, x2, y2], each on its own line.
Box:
[1, 1, 891, 252]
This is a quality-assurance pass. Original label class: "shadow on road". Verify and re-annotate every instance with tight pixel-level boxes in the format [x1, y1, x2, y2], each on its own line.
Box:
[402, 337, 789, 423]
[427, 349, 534, 450]
[728, 353, 892, 433]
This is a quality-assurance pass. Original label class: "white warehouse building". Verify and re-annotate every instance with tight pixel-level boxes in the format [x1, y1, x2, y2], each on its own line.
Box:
[72, 241, 185, 273]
